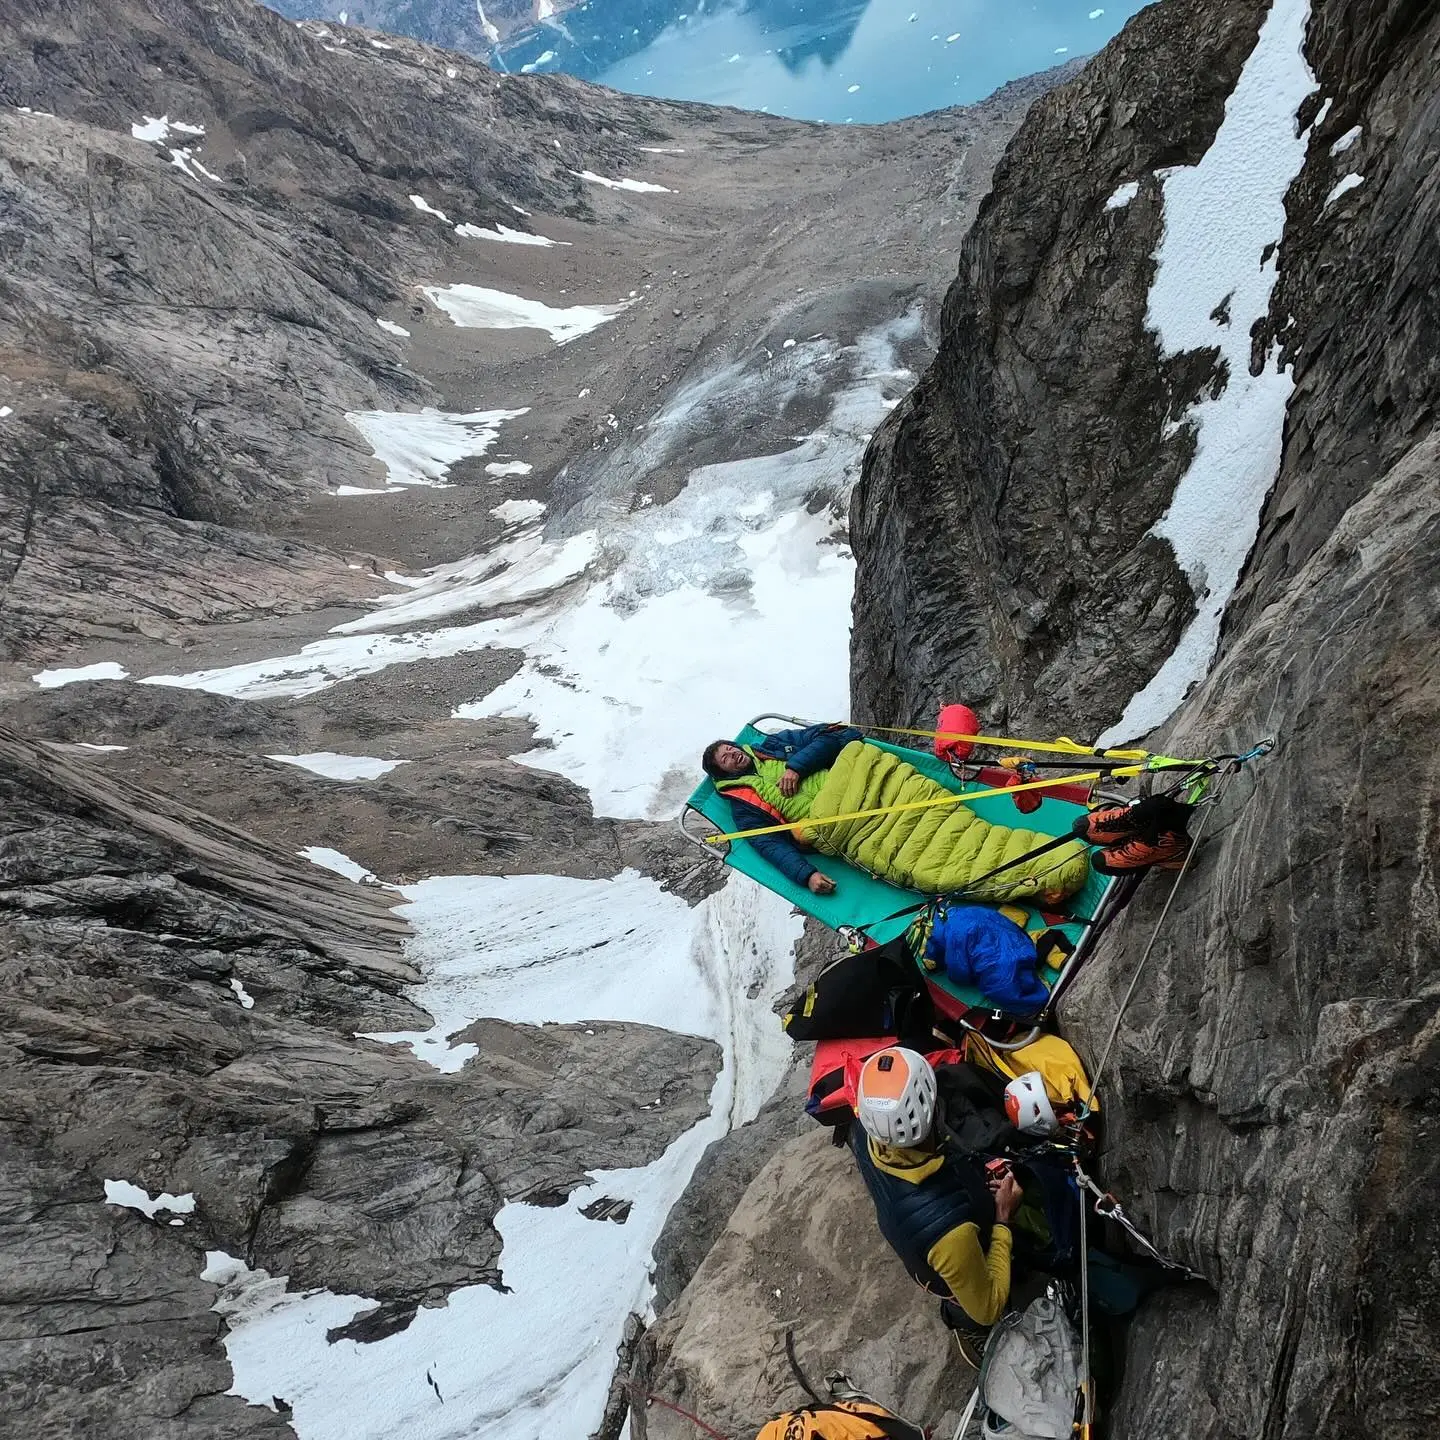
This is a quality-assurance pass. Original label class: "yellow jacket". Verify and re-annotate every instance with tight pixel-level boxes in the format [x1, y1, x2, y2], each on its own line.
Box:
[865, 1140, 1013, 1326]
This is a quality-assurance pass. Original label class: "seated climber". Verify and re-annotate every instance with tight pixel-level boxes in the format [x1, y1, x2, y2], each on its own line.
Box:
[847, 1046, 1022, 1365]
[702, 723, 862, 894]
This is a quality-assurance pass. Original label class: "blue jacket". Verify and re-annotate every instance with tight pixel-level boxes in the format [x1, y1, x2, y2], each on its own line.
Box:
[848, 1125, 995, 1297]
[724, 724, 861, 887]
[924, 904, 1048, 1014]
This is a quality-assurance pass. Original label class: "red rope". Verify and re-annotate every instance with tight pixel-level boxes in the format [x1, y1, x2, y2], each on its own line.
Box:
[623, 1382, 731, 1440]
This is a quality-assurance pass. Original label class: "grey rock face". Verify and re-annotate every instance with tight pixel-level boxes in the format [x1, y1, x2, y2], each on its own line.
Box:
[850, 0, 1269, 736]
[1064, 433, 1440, 1440]
[0, 726, 718, 1434]
[847, 0, 1440, 1435]
[0, 0, 686, 658]
[635, 1130, 971, 1440]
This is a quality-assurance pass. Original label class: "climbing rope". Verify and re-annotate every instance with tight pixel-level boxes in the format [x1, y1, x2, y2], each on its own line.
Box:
[853, 723, 1165, 763]
[621, 1380, 731, 1440]
[1070, 739, 1273, 1430]
[1078, 1177, 1094, 1436]
[1083, 741, 1271, 1102]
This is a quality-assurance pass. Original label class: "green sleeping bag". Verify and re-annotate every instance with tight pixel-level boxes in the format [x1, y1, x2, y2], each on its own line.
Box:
[797, 741, 1091, 904]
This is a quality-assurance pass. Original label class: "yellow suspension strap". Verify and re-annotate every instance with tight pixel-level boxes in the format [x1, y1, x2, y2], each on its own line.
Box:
[703, 766, 1140, 845]
[854, 723, 1157, 763]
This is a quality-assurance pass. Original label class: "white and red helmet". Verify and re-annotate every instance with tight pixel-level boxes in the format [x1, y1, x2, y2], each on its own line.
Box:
[856, 1047, 937, 1147]
[1004, 1071, 1059, 1136]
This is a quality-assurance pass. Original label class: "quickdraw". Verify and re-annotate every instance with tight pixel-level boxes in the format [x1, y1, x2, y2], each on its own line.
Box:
[1074, 1165, 1203, 1280]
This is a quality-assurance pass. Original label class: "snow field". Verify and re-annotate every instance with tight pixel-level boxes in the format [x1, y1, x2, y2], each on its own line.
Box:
[299, 846, 376, 883]
[455, 222, 569, 247]
[1101, 0, 1318, 743]
[204, 858, 799, 1437]
[142, 314, 917, 818]
[204, 1122, 717, 1440]
[490, 498, 547, 525]
[571, 169, 672, 194]
[342, 407, 529, 492]
[32, 661, 129, 687]
[267, 752, 406, 781]
[422, 284, 630, 344]
[361, 868, 800, 1117]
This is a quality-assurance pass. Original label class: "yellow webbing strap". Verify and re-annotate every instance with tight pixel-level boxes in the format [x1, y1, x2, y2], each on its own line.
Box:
[857, 724, 1154, 762]
[705, 766, 1142, 844]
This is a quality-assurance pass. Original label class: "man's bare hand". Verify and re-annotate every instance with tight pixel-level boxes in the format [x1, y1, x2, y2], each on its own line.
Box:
[807, 872, 837, 896]
[778, 767, 801, 797]
[993, 1173, 1022, 1224]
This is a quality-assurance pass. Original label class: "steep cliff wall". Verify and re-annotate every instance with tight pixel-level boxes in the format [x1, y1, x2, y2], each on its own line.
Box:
[0, 726, 719, 1433]
[848, 0, 1440, 1435]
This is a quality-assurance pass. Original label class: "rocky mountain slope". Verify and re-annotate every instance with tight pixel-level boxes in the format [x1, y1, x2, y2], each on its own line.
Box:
[0, 724, 719, 1436]
[264, 0, 546, 54]
[0, 1, 1059, 1435]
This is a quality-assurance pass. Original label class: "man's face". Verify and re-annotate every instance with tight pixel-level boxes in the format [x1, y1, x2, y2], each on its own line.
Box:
[712, 742, 751, 776]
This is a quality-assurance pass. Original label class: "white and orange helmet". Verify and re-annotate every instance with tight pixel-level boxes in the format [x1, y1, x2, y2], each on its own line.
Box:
[856, 1047, 937, 1147]
[1004, 1071, 1059, 1136]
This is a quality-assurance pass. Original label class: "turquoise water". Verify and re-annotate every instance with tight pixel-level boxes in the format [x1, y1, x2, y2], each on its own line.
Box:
[492, 0, 1150, 123]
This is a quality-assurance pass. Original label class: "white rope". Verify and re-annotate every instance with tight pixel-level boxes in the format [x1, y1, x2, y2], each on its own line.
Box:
[1085, 769, 1234, 1102]
[1073, 764, 1242, 1434]
[951, 1383, 982, 1440]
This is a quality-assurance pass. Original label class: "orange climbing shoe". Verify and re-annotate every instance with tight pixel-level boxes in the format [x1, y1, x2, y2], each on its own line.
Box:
[1073, 806, 1136, 846]
[1094, 831, 1192, 874]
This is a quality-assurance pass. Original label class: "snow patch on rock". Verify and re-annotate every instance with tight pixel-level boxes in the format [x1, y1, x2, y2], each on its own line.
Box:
[298, 847, 379, 884]
[423, 284, 629, 344]
[490, 498, 547, 526]
[33, 661, 130, 688]
[455, 222, 568, 247]
[267, 752, 406, 781]
[1101, 0, 1318, 744]
[571, 169, 671, 194]
[104, 1179, 196, 1223]
[1324, 172, 1365, 206]
[342, 406, 529, 492]
[1329, 124, 1361, 155]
